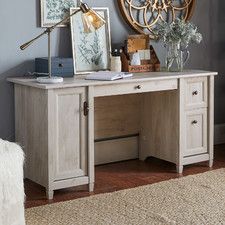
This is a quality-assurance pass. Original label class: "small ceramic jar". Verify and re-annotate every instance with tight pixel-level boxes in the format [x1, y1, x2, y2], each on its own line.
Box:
[110, 56, 122, 72]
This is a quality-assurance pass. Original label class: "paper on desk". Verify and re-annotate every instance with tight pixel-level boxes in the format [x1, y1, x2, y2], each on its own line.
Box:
[85, 71, 133, 81]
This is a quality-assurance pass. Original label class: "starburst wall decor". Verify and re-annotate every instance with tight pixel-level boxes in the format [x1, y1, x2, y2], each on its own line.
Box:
[117, 0, 196, 39]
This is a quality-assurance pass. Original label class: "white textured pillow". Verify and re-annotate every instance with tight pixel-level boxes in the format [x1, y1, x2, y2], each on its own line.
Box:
[0, 139, 25, 225]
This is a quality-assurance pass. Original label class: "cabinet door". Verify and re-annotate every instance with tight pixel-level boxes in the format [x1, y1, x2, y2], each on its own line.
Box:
[52, 87, 87, 181]
[184, 109, 207, 157]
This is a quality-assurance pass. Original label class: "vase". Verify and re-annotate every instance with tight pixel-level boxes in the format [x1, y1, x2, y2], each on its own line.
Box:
[165, 42, 190, 72]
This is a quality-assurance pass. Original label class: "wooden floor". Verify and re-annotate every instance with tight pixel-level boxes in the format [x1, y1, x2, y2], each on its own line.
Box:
[25, 144, 225, 208]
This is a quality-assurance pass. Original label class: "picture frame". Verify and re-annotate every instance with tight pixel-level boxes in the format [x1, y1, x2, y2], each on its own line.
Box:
[40, 0, 77, 27]
[70, 7, 111, 75]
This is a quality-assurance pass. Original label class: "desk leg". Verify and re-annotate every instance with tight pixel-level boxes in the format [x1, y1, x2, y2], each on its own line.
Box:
[176, 165, 183, 174]
[88, 86, 95, 192]
[209, 159, 213, 168]
[89, 183, 94, 192]
[208, 76, 214, 169]
[178, 79, 185, 175]
[46, 189, 54, 200]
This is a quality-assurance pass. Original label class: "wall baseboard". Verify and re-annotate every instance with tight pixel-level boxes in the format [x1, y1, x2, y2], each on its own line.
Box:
[95, 136, 139, 165]
[214, 123, 225, 145]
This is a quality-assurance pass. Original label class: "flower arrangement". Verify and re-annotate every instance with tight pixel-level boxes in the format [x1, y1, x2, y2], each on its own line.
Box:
[154, 18, 202, 48]
[154, 18, 203, 72]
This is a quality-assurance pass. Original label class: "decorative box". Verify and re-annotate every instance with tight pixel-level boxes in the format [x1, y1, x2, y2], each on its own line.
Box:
[35, 57, 74, 77]
[121, 35, 160, 73]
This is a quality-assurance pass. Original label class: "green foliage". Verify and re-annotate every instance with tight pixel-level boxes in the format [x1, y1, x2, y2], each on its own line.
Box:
[78, 26, 103, 66]
[46, 0, 75, 20]
[90, 32, 103, 65]
[154, 18, 202, 48]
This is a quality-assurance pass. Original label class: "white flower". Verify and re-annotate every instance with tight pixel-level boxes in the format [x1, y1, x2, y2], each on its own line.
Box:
[154, 18, 202, 47]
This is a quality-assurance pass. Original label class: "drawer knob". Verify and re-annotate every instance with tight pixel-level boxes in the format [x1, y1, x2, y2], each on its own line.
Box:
[58, 63, 64, 67]
[135, 85, 141, 90]
[192, 120, 198, 125]
[192, 90, 198, 95]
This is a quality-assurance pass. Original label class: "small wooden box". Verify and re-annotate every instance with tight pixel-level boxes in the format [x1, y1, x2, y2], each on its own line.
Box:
[126, 35, 150, 53]
[121, 35, 160, 73]
[121, 45, 160, 73]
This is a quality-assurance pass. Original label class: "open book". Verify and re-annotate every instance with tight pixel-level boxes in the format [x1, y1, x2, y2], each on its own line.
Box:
[85, 71, 133, 81]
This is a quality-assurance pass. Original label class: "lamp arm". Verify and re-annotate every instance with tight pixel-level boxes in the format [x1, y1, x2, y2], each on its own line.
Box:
[20, 8, 82, 50]
[20, 30, 48, 50]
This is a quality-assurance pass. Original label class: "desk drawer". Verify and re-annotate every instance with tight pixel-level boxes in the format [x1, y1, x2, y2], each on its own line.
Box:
[184, 77, 207, 109]
[184, 108, 207, 157]
[94, 79, 178, 97]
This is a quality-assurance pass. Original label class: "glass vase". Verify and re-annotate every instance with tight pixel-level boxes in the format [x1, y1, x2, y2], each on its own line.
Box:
[165, 42, 190, 72]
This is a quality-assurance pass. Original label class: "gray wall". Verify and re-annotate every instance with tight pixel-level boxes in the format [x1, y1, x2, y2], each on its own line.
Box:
[0, 0, 223, 140]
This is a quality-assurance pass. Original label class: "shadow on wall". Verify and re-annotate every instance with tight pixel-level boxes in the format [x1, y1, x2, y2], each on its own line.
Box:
[0, 61, 34, 141]
[214, 0, 225, 124]
[217, 1, 225, 66]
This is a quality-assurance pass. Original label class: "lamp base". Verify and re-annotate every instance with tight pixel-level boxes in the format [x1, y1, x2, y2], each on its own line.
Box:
[36, 76, 63, 84]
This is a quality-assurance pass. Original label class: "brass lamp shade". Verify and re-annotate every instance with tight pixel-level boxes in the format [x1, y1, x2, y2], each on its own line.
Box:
[82, 9, 106, 33]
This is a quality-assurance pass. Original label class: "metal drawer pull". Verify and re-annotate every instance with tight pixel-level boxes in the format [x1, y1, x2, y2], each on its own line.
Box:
[58, 63, 64, 67]
[192, 120, 198, 125]
[83, 101, 89, 116]
[192, 90, 198, 95]
[135, 85, 141, 89]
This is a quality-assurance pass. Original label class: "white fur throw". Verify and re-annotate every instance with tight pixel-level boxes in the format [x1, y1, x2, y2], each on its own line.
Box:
[0, 139, 25, 225]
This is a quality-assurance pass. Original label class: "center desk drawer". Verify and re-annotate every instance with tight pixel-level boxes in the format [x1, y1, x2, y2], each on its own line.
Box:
[94, 79, 178, 97]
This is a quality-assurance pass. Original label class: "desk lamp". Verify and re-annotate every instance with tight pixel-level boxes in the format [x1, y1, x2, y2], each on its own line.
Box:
[20, 2, 105, 84]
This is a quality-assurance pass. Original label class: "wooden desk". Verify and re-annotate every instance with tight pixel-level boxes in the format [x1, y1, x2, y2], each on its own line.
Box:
[8, 70, 217, 199]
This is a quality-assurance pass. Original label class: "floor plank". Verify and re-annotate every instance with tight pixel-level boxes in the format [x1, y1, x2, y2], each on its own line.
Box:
[25, 144, 225, 208]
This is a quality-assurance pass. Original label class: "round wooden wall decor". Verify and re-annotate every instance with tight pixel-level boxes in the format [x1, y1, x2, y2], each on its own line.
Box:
[118, 0, 196, 39]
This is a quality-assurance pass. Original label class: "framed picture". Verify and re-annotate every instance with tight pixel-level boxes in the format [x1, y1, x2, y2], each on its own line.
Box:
[40, 0, 77, 27]
[70, 8, 111, 75]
